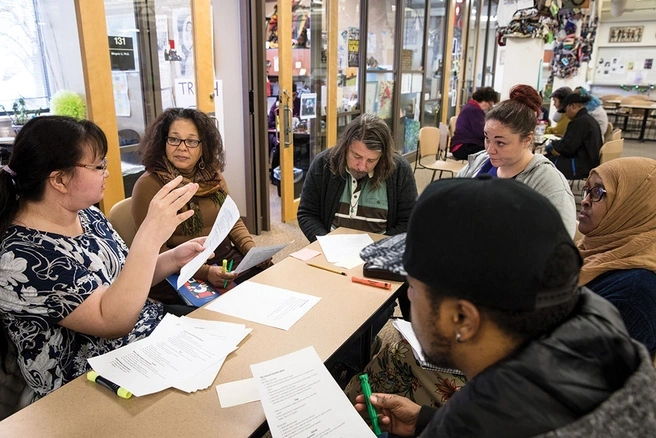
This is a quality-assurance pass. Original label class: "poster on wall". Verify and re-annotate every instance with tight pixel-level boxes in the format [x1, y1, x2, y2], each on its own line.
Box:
[300, 93, 317, 120]
[347, 27, 360, 67]
[608, 26, 643, 43]
[172, 8, 194, 77]
[377, 81, 393, 119]
[112, 72, 130, 117]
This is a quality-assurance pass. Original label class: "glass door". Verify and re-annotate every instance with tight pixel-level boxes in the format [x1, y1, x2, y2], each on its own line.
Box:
[269, 0, 327, 222]
[422, 0, 448, 129]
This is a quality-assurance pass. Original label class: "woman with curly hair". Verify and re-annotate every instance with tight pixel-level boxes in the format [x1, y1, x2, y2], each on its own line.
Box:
[132, 108, 266, 304]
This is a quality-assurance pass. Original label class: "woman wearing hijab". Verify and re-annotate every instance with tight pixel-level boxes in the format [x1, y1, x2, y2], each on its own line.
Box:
[578, 157, 656, 355]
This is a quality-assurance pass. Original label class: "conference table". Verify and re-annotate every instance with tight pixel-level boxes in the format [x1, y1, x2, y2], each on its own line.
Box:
[0, 229, 403, 437]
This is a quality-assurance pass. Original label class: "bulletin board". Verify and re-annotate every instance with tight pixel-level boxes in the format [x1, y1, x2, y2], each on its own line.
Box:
[593, 46, 655, 85]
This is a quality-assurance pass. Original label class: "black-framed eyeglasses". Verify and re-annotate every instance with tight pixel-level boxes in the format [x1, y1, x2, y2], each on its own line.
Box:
[581, 185, 607, 202]
[74, 158, 108, 171]
[166, 136, 202, 149]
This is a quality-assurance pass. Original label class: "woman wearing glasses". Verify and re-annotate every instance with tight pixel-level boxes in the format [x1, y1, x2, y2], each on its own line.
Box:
[577, 157, 656, 356]
[133, 108, 262, 304]
[0, 116, 205, 403]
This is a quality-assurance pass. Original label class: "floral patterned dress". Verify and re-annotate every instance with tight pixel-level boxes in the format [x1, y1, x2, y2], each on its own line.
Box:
[0, 207, 163, 400]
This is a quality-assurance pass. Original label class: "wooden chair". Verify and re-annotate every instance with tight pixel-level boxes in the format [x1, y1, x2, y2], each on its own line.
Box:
[413, 127, 466, 182]
[108, 197, 136, 248]
[448, 116, 457, 137]
[599, 139, 623, 164]
[611, 128, 622, 140]
[603, 122, 614, 143]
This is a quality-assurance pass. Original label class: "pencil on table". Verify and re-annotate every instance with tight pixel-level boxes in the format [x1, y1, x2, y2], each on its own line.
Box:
[306, 262, 347, 276]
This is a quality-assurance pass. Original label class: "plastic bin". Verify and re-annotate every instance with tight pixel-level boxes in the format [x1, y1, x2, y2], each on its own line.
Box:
[272, 166, 304, 198]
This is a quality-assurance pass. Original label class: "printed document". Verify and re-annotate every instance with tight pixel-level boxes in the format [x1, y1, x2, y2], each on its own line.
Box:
[317, 234, 373, 264]
[178, 195, 239, 288]
[251, 346, 376, 438]
[234, 243, 288, 274]
[206, 281, 320, 330]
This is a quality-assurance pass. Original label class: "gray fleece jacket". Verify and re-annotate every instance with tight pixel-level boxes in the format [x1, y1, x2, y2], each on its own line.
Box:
[457, 151, 577, 238]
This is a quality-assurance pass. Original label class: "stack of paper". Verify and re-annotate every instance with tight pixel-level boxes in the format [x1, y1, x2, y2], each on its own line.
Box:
[88, 314, 251, 396]
[206, 281, 321, 330]
[317, 233, 374, 269]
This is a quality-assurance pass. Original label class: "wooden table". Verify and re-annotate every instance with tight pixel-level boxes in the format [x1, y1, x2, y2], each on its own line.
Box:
[0, 229, 402, 437]
[619, 102, 656, 142]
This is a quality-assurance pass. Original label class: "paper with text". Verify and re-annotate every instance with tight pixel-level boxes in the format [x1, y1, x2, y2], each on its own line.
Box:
[234, 243, 288, 274]
[317, 234, 373, 264]
[177, 195, 239, 289]
[251, 346, 375, 438]
[216, 378, 260, 408]
[206, 281, 321, 330]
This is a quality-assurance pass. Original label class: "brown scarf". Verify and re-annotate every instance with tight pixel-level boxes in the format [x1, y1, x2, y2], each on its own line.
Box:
[577, 157, 656, 285]
[153, 158, 226, 236]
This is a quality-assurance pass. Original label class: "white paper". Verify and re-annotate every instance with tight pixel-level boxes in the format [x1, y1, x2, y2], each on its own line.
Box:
[88, 321, 236, 397]
[392, 319, 427, 364]
[289, 248, 321, 261]
[251, 346, 376, 438]
[206, 281, 321, 330]
[178, 195, 239, 289]
[216, 378, 260, 408]
[234, 243, 288, 274]
[317, 234, 374, 263]
[334, 256, 364, 270]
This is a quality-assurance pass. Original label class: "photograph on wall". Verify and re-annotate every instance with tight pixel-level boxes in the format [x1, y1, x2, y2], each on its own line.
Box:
[608, 26, 643, 43]
[300, 93, 317, 120]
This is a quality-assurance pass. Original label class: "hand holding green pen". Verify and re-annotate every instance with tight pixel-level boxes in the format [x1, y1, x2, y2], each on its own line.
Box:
[223, 259, 233, 288]
[359, 373, 382, 436]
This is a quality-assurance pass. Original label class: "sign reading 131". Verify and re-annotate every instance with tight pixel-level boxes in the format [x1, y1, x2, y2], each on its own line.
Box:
[108, 36, 135, 71]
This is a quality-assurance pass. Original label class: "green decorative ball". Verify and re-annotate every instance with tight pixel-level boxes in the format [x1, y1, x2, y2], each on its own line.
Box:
[51, 91, 87, 120]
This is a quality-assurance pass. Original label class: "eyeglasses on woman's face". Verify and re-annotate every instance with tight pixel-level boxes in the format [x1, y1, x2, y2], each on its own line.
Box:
[581, 185, 607, 203]
[74, 157, 108, 171]
[166, 136, 202, 149]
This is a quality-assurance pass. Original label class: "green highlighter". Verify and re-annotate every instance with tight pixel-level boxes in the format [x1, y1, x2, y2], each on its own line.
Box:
[359, 373, 382, 436]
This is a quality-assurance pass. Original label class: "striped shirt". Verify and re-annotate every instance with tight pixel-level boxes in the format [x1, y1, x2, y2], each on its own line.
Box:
[332, 171, 388, 233]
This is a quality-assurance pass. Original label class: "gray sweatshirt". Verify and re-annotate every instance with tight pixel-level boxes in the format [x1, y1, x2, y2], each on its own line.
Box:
[457, 151, 577, 238]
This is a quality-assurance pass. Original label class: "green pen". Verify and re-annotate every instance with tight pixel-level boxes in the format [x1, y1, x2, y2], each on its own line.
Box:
[359, 373, 382, 436]
[223, 259, 233, 288]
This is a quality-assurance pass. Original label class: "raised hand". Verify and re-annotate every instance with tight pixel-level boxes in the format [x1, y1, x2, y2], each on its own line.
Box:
[140, 175, 198, 246]
[354, 393, 421, 437]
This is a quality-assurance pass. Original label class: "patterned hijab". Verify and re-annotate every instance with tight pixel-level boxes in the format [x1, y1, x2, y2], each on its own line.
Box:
[577, 157, 656, 285]
[152, 157, 226, 236]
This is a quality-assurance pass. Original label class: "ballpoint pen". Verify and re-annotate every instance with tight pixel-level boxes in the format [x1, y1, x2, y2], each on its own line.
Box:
[359, 373, 382, 436]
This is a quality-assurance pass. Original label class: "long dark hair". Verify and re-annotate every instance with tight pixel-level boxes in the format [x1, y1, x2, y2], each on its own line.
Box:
[328, 114, 396, 188]
[0, 116, 107, 238]
[486, 85, 542, 140]
[139, 108, 226, 174]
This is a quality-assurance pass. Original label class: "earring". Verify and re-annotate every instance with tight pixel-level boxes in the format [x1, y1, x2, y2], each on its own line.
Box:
[198, 157, 206, 170]
[456, 332, 462, 343]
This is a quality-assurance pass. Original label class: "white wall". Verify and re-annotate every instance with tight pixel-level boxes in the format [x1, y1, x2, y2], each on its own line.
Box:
[212, 2, 248, 215]
[494, 37, 545, 99]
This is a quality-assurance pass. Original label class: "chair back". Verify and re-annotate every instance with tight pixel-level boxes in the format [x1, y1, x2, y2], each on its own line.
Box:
[417, 127, 440, 158]
[611, 128, 622, 140]
[603, 122, 614, 143]
[438, 122, 450, 158]
[449, 116, 457, 137]
[599, 139, 623, 164]
[108, 197, 136, 248]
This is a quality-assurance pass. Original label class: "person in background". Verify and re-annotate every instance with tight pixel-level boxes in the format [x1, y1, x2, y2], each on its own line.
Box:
[298, 113, 417, 242]
[538, 91, 550, 123]
[132, 108, 266, 304]
[354, 177, 656, 437]
[268, 83, 300, 131]
[578, 157, 656, 356]
[0, 116, 206, 403]
[458, 84, 576, 237]
[546, 92, 603, 180]
[545, 86, 572, 137]
[450, 87, 499, 160]
[575, 86, 609, 138]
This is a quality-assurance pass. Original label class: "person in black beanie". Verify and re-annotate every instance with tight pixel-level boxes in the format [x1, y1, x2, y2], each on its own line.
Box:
[354, 177, 656, 437]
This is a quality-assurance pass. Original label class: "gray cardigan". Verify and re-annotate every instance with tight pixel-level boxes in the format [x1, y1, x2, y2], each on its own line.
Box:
[298, 149, 418, 242]
[457, 151, 577, 238]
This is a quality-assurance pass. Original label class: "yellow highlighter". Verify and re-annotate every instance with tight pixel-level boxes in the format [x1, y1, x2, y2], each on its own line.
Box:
[87, 371, 132, 399]
[222, 259, 229, 288]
